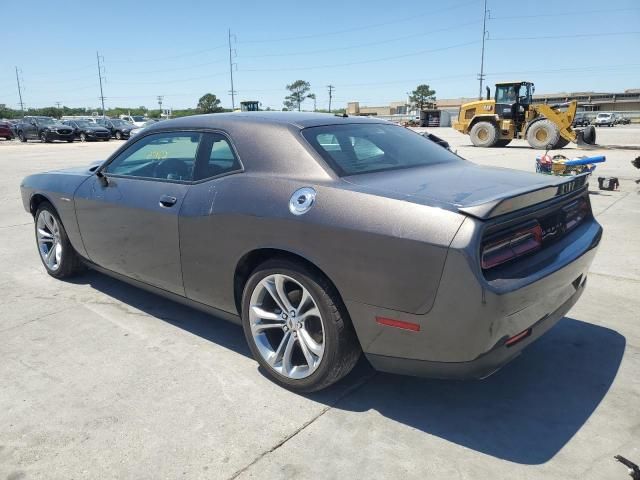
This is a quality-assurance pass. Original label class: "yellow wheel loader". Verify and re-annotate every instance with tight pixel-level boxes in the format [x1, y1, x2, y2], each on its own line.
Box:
[453, 81, 596, 149]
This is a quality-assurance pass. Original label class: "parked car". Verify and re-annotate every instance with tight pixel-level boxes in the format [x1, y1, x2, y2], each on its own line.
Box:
[572, 113, 591, 127]
[95, 118, 135, 140]
[17, 116, 74, 143]
[129, 120, 158, 137]
[20, 112, 602, 392]
[594, 113, 615, 127]
[615, 116, 631, 125]
[119, 114, 147, 127]
[0, 120, 15, 140]
[62, 120, 111, 142]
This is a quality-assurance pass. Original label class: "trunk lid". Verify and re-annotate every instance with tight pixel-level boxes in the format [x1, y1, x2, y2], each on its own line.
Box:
[341, 162, 588, 219]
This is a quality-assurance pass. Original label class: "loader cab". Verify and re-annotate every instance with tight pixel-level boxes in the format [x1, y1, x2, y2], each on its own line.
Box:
[494, 81, 534, 130]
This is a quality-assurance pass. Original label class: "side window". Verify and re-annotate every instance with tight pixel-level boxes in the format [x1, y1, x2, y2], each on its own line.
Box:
[193, 133, 241, 181]
[105, 131, 202, 181]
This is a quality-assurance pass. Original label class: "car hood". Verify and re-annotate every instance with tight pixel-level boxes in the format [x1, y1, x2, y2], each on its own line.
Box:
[341, 161, 582, 219]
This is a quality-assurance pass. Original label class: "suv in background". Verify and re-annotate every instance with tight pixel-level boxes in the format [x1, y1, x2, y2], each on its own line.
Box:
[119, 114, 147, 127]
[96, 118, 135, 140]
[572, 113, 591, 127]
[17, 116, 74, 142]
[615, 116, 631, 125]
[594, 112, 615, 127]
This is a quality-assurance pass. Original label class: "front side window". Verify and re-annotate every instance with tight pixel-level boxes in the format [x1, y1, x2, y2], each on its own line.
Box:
[302, 123, 461, 176]
[193, 133, 241, 180]
[105, 132, 201, 181]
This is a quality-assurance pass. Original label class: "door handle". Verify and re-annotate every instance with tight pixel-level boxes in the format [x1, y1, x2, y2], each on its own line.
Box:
[159, 195, 177, 207]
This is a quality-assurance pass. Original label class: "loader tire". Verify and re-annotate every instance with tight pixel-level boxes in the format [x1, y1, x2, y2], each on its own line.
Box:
[526, 119, 560, 150]
[470, 121, 498, 147]
[553, 137, 570, 149]
[494, 139, 512, 147]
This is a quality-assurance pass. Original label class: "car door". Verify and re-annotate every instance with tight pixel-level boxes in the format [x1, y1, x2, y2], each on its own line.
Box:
[74, 130, 204, 295]
[25, 118, 37, 139]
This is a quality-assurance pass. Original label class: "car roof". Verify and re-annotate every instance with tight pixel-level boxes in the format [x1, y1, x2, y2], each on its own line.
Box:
[143, 111, 389, 132]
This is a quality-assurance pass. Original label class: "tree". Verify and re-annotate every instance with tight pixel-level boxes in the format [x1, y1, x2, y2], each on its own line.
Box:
[284, 80, 313, 111]
[197, 93, 223, 114]
[409, 84, 436, 111]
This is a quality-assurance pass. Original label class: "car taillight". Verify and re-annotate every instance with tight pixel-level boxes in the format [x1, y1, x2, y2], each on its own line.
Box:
[481, 221, 542, 270]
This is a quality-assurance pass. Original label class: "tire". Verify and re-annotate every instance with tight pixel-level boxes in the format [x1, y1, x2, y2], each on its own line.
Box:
[34, 202, 85, 279]
[67, 138, 74, 143]
[582, 125, 596, 145]
[553, 137, 570, 149]
[115, 131, 122, 140]
[79, 133, 87, 142]
[40, 132, 49, 143]
[493, 139, 512, 147]
[241, 259, 361, 392]
[469, 121, 499, 147]
[526, 119, 560, 149]
[18, 131, 27, 142]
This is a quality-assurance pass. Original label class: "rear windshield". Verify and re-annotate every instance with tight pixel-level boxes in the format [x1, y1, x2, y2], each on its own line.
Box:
[302, 123, 459, 176]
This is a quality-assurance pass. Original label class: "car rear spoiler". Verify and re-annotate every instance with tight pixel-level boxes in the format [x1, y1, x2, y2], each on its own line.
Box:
[458, 173, 590, 220]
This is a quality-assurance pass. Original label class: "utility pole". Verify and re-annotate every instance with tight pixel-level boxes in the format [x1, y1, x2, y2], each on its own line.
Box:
[157, 95, 164, 118]
[327, 85, 334, 113]
[96, 51, 106, 118]
[15, 66, 25, 117]
[228, 29, 237, 110]
[478, 0, 488, 99]
[55, 102, 61, 109]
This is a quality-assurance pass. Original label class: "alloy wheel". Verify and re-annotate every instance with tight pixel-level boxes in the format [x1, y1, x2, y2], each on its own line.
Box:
[249, 274, 325, 379]
[36, 210, 62, 271]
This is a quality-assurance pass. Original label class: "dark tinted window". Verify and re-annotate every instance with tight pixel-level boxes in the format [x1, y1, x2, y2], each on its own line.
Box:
[105, 132, 201, 181]
[193, 133, 241, 180]
[302, 123, 460, 176]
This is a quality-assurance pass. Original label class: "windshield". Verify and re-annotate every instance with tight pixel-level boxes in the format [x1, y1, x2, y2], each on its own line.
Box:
[37, 117, 56, 125]
[302, 123, 460, 176]
[75, 121, 93, 128]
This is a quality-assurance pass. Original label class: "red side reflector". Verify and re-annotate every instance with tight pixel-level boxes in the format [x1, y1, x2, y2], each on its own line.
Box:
[505, 328, 532, 347]
[376, 317, 420, 332]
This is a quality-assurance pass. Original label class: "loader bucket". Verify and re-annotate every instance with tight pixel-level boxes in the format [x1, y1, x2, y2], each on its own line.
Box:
[577, 125, 597, 146]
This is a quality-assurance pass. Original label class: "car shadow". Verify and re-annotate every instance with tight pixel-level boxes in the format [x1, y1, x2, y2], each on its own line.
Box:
[72, 270, 625, 465]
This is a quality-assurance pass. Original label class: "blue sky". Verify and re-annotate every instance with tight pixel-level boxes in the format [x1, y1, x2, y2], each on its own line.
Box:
[1, 0, 639, 111]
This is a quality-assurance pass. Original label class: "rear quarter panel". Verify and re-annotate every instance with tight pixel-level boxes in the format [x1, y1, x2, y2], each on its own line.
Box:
[179, 173, 465, 316]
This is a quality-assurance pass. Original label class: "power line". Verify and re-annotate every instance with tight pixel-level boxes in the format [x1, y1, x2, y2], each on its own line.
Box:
[489, 31, 640, 41]
[490, 6, 640, 20]
[239, 0, 480, 44]
[108, 45, 227, 64]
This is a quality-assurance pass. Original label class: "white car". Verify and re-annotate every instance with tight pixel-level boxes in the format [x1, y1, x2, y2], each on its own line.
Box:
[594, 113, 615, 127]
[128, 120, 159, 137]
[119, 115, 148, 128]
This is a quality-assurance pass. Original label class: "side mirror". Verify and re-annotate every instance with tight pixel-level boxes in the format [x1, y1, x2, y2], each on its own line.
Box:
[96, 169, 109, 187]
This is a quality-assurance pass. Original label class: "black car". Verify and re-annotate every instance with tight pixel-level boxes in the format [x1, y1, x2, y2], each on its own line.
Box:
[95, 118, 134, 140]
[17, 116, 74, 143]
[62, 120, 111, 142]
[572, 114, 591, 127]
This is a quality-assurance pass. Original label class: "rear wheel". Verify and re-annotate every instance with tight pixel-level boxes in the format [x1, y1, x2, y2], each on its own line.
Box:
[18, 131, 27, 142]
[526, 119, 560, 149]
[469, 121, 498, 147]
[34, 202, 84, 279]
[242, 259, 360, 392]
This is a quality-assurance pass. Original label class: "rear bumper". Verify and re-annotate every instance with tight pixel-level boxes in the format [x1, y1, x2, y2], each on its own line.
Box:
[346, 217, 602, 379]
[365, 276, 585, 379]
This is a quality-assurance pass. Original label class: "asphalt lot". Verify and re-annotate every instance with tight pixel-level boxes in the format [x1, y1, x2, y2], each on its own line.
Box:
[1, 126, 639, 479]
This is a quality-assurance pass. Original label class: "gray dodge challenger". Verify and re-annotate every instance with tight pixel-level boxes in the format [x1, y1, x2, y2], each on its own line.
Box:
[20, 112, 602, 391]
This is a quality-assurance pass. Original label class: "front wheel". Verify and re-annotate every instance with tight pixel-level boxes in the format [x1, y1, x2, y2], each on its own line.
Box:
[34, 202, 84, 279]
[18, 131, 27, 142]
[242, 259, 361, 392]
[115, 131, 122, 140]
[526, 119, 560, 149]
[40, 132, 49, 143]
[79, 133, 87, 142]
